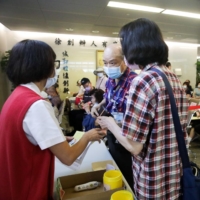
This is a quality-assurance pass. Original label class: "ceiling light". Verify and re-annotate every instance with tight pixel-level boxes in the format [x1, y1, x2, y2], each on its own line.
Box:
[92, 30, 99, 33]
[107, 1, 164, 13]
[162, 9, 200, 19]
[66, 28, 74, 31]
[112, 32, 118, 34]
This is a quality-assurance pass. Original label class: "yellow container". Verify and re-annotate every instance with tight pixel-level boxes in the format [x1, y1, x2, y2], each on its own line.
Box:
[111, 190, 134, 200]
[103, 170, 122, 191]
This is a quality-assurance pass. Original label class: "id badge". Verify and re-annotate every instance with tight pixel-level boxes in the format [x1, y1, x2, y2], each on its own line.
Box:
[111, 112, 124, 124]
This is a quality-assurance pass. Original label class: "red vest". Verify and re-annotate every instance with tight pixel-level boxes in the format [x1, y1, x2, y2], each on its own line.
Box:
[0, 86, 54, 200]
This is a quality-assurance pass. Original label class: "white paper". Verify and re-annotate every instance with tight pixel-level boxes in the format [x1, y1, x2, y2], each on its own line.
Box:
[67, 142, 94, 171]
[106, 164, 115, 171]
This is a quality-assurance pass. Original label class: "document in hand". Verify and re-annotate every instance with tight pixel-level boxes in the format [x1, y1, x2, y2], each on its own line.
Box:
[68, 131, 94, 171]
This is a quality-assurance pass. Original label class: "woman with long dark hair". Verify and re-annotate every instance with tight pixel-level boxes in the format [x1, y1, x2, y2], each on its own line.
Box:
[98, 18, 188, 199]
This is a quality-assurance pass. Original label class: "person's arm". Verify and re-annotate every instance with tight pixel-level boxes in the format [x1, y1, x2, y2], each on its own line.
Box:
[97, 117, 143, 155]
[49, 128, 106, 166]
[82, 102, 91, 114]
[91, 98, 106, 117]
[76, 93, 84, 98]
[98, 79, 155, 156]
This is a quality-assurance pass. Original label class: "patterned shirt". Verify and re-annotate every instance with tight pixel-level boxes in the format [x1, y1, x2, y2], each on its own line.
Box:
[104, 67, 137, 113]
[122, 64, 188, 199]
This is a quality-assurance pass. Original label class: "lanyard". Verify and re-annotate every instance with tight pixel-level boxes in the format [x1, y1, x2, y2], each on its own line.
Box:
[108, 84, 121, 100]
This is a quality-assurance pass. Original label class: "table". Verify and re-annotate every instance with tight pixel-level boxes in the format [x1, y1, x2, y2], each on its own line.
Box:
[54, 141, 136, 200]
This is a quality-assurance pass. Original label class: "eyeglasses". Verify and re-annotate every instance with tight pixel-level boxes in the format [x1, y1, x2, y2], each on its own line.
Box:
[54, 60, 60, 69]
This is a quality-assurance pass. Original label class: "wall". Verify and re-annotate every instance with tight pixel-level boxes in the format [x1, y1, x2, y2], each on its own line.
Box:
[167, 41, 198, 88]
[0, 23, 12, 110]
[0, 23, 198, 103]
[11, 31, 120, 99]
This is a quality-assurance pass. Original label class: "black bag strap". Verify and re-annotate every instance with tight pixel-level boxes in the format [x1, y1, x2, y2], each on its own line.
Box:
[151, 68, 190, 169]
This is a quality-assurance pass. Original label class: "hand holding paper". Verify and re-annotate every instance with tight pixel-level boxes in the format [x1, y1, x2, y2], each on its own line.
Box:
[97, 116, 117, 130]
[85, 128, 107, 143]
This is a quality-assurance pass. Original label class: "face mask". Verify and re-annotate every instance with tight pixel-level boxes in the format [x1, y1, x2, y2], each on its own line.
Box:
[85, 86, 91, 91]
[45, 73, 58, 89]
[124, 57, 140, 70]
[97, 73, 103, 78]
[183, 85, 187, 89]
[104, 66, 122, 79]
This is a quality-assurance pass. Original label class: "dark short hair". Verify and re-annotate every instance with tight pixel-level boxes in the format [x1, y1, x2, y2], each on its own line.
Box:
[166, 62, 171, 68]
[81, 78, 90, 86]
[120, 18, 168, 67]
[90, 89, 104, 103]
[6, 39, 56, 86]
[183, 82, 189, 87]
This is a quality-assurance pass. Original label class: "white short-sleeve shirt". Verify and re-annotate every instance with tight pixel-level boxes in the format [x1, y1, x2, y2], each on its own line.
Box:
[21, 83, 66, 150]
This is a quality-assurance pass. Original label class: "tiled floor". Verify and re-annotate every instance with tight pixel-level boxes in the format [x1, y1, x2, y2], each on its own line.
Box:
[189, 138, 200, 166]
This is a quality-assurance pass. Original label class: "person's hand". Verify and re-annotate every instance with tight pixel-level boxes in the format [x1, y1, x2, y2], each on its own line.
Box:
[97, 116, 116, 130]
[83, 102, 91, 114]
[91, 104, 101, 117]
[66, 136, 74, 142]
[84, 128, 107, 143]
[94, 119, 99, 126]
[77, 94, 84, 98]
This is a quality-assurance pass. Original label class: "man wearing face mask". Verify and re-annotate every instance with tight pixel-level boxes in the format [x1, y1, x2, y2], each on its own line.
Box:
[93, 67, 108, 92]
[91, 44, 137, 189]
[81, 78, 95, 103]
[69, 78, 94, 132]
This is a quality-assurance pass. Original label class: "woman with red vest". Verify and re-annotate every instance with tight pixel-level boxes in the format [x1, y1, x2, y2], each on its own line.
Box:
[0, 40, 106, 200]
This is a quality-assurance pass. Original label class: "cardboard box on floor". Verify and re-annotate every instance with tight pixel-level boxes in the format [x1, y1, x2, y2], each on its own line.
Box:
[56, 170, 125, 200]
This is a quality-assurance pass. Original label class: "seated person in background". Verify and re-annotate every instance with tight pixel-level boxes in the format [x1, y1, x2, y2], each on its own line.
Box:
[193, 82, 200, 99]
[188, 110, 200, 143]
[183, 81, 192, 98]
[75, 80, 85, 98]
[185, 79, 193, 93]
[69, 78, 94, 133]
[93, 68, 108, 92]
[81, 77, 95, 104]
[46, 84, 62, 110]
[82, 89, 104, 131]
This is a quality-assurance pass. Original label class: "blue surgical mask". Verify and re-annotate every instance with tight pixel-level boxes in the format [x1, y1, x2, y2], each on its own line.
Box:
[104, 66, 122, 79]
[85, 86, 91, 91]
[45, 73, 58, 89]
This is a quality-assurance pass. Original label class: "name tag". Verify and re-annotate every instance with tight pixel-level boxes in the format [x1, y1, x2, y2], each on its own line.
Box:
[111, 112, 124, 123]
